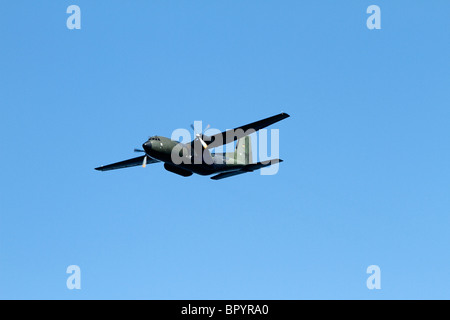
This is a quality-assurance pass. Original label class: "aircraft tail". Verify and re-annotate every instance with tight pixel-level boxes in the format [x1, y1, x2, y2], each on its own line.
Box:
[232, 135, 253, 165]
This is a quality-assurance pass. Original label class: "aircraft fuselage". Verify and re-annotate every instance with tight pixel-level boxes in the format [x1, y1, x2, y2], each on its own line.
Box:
[143, 136, 245, 176]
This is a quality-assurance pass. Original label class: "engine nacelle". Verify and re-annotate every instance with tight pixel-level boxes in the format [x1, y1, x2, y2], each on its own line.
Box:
[164, 163, 193, 177]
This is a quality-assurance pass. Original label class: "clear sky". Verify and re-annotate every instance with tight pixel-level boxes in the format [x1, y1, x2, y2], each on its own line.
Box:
[1, 1, 449, 299]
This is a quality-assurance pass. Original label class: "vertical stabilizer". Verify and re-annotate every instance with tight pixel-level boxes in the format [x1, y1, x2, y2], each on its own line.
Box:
[235, 136, 253, 164]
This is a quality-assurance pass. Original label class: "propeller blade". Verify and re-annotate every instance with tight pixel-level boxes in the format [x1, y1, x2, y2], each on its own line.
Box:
[198, 137, 208, 149]
[190, 122, 210, 149]
[142, 156, 147, 168]
[134, 148, 145, 153]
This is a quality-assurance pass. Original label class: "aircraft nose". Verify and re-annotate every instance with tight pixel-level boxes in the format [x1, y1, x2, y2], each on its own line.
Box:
[143, 141, 152, 153]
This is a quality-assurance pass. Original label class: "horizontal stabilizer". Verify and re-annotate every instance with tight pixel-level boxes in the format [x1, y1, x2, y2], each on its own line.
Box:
[210, 159, 283, 180]
[210, 171, 248, 180]
[242, 159, 283, 172]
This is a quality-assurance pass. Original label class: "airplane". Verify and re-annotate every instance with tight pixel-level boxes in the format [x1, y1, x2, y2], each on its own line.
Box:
[95, 112, 290, 180]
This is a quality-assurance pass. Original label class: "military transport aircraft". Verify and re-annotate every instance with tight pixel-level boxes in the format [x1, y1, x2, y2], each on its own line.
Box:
[95, 113, 290, 180]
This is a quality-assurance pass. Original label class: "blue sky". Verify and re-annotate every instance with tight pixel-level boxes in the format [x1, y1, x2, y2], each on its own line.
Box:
[1, 1, 449, 299]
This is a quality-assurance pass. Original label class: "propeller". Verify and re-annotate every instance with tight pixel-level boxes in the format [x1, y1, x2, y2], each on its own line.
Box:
[134, 148, 147, 167]
[190, 123, 210, 149]
[142, 155, 147, 168]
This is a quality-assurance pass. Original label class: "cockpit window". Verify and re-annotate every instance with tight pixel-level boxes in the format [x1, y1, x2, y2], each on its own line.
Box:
[149, 137, 161, 141]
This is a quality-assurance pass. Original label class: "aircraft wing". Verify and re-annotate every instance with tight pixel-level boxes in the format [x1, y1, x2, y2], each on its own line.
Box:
[196, 112, 289, 150]
[95, 155, 159, 171]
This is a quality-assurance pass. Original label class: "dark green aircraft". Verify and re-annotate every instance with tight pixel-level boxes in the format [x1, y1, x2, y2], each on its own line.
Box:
[95, 113, 290, 180]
